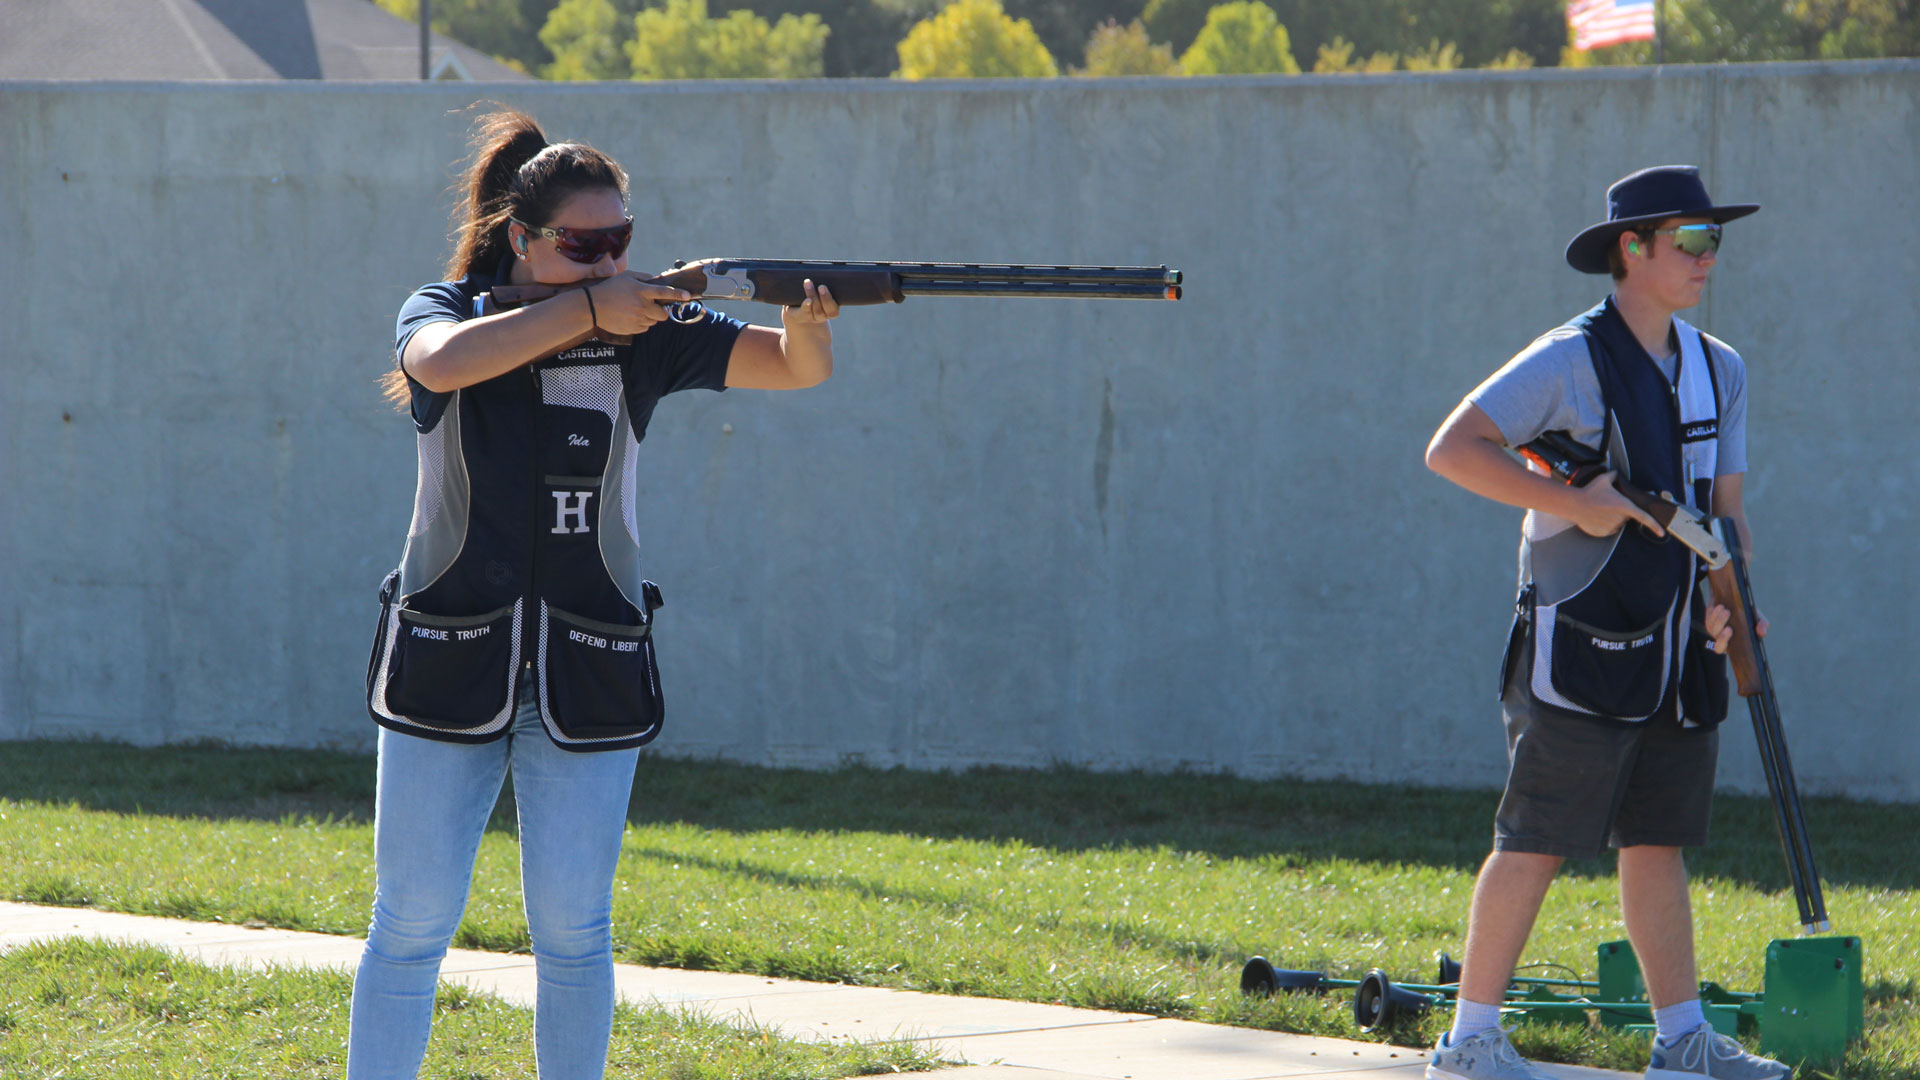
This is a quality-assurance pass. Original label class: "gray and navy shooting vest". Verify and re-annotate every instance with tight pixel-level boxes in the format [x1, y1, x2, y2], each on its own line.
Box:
[366, 264, 735, 752]
[1507, 298, 1731, 728]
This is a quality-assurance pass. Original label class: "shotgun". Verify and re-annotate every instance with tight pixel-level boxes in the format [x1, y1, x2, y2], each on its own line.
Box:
[1518, 430, 1830, 934]
[483, 258, 1184, 353]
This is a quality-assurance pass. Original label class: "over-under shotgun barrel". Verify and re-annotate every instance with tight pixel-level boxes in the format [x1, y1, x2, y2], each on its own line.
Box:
[485, 258, 1180, 353]
[489, 258, 1183, 311]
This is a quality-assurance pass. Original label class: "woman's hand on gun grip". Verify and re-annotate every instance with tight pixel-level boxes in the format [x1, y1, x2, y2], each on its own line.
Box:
[589, 276, 693, 337]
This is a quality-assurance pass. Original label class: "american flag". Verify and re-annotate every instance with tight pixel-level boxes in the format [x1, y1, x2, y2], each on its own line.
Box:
[1566, 0, 1658, 51]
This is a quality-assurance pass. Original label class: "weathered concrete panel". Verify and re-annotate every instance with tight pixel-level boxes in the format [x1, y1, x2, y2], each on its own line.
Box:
[2, 64, 1915, 798]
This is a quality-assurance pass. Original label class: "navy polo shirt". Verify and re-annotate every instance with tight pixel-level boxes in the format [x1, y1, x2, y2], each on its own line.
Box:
[394, 259, 744, 432]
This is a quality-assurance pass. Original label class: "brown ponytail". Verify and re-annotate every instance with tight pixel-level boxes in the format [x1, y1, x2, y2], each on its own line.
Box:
[381, 106, 632, 408]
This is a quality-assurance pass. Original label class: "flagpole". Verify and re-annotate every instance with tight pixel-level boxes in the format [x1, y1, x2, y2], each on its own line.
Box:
[420, 0, 432, 80]
[1655, 0, 1665, 64]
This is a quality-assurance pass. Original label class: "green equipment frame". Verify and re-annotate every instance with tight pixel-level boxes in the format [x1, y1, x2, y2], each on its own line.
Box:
[1241, 437, 1871, 1069]
[1241, 936, 1862, 1068]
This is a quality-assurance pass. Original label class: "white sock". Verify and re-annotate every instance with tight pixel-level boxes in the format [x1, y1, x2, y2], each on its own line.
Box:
[1448, 997, 1503, 1043]
[1654, 999, 1707, 1043]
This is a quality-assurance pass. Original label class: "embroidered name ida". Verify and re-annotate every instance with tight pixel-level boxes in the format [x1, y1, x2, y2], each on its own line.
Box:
[558, 344, 618, 361]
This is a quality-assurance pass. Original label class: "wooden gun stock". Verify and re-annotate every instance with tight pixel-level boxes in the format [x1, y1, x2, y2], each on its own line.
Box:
[1705, 549, 1765, 697]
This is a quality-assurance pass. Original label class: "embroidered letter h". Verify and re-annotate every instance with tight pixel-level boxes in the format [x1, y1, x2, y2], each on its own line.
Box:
[551, 490, 595, 534]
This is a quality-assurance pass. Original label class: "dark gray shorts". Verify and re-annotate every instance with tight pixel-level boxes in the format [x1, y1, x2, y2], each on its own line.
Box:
[1495, 659, 1720, 859]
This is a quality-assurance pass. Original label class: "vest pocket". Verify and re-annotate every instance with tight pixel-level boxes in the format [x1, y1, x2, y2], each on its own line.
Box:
[1677, 621, 1731, 728]
[535, 601, 663, 744]
[1547, 610, 1667, 719]
[377, 601, 520, 732]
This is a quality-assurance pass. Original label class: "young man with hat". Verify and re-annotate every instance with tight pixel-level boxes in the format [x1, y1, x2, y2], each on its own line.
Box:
[1422, 165, 1790, 1080]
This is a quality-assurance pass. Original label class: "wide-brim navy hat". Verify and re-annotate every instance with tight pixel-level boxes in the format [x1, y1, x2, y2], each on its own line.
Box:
[1565, 165, 1759, 274]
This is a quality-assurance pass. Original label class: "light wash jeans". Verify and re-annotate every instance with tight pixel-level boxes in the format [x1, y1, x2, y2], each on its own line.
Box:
[346, 681, 641, 1080]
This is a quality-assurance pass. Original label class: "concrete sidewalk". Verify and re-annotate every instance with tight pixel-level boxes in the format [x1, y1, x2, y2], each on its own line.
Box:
[0, 901, 1632, 1080]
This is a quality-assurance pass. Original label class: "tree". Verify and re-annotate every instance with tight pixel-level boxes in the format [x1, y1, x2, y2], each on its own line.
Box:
[1559, 0, 1920, 65]
[541, 0, 628, 78]
[1177, 1, 1300, 75]
[375, 0, 561, 71]
[1400, 38, 1461, 70]
[895, 0, 1060, 78]
[1795, 0, 1920, 57]
[1140, 0, 1213, 55]
[1481, 46, 1535, 68]
[620, 0, 828, 77]
[723, 0, 925, 76]
[1001, 0, 1155, 69]
[1311, 35, 1395, 71]
[1074, 18, 1181, 74]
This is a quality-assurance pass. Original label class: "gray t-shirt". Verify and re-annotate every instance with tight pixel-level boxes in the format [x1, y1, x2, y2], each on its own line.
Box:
[1468, 323, 1748, 476]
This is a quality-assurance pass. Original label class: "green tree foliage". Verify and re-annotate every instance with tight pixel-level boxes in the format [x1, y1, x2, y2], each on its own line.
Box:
[895, 0, 1060, 78]
[374, 0, 562, 71]
[397, 0, 1917, 81]
[1568, 0, 1917, 64]
[1401, 37, 1460, 70]
[1178, 1, 1300, 74]
[1800, 0, 1920, 57]
[1481, 46, 1536, 68]
[1667, 0, 1806, 60]
[1311, 34, 1395, 71]
[719, 0, 924, 76]
[1146, 0, 1564, 67]
[540, 0, 629, 77]
[999, 0, 1153, 71]
[1074, 18, 1181, 73]
[1139, 0, 1213, 55]
[624, 0, 828, 77]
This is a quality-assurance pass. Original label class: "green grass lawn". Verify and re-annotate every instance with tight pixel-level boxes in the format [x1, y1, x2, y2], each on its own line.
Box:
[0, 938, 937, 1079]
[3, 741, 1916, 1077]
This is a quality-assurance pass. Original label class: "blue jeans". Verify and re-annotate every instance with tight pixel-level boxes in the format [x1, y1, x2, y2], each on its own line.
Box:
[347, 681, 641, 1080]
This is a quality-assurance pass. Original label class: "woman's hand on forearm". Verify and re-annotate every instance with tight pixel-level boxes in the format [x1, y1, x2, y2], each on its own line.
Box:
[725, 280, 838, 390]
[777, 279, 837, 384]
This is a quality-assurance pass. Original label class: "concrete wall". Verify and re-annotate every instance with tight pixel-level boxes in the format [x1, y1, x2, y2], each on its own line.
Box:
[2, 64, 1917, 799]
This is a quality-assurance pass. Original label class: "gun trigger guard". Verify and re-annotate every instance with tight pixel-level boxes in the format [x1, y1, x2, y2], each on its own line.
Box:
[667, 301, 708, 324]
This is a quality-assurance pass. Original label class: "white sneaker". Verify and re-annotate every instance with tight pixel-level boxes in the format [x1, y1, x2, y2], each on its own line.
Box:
[1426, 1028, 1556, 1080]
[1646, 1024, 1792, 1080]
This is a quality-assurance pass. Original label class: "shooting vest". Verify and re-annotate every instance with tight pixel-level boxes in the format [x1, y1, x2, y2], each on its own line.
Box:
[366, 263, 720, 752]
[1508, 298, 1731, 728]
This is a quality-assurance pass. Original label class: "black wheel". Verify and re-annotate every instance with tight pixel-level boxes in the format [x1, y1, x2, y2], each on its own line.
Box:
[1436, 951, 1463, 986]
[1353, 968, 1430, 1032]
[1353, 969, 1394, 1030]
[1240, 956, 1326, 995]
[1241, 956, 1280, 996]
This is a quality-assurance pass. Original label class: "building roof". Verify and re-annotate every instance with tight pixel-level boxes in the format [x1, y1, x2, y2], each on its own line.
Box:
[0, 0, 532, 81]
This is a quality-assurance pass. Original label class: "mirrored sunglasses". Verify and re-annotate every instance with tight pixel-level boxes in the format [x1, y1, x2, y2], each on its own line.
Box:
[511, 215, 634, 264]
[1653, 223, 1722, 257]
